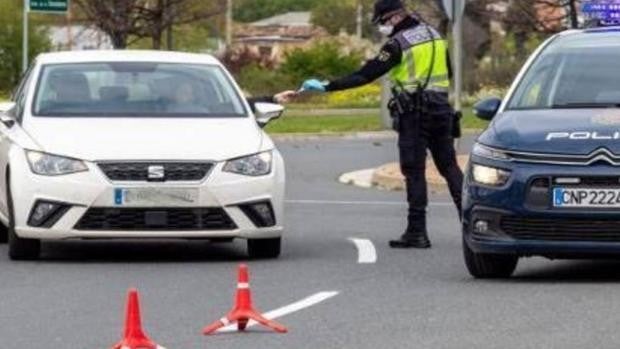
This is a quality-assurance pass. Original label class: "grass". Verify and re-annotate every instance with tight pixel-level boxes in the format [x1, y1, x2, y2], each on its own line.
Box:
[265, 107, 487, 134]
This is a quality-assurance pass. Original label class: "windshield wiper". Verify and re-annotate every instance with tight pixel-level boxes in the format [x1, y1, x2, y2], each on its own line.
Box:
[552, 102, 620, 109]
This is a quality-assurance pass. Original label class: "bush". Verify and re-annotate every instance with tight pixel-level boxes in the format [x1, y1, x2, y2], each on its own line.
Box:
[237, 64, 295, 97]
[326, 84, 381, 108]
[280, 40, 363, 83]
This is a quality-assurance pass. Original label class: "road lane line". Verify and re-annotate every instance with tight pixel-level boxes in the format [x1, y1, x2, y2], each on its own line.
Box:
[348, 238, 377, 264]
[286, 199, 452, 207]
[218, 291, 339, 332]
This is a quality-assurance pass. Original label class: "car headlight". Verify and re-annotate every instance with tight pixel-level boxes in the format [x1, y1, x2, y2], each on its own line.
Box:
[223, 151, 272, 176]
[472, 143, 511, 161]
[26, 151, 88, 176]
[471, 164, 511, 187]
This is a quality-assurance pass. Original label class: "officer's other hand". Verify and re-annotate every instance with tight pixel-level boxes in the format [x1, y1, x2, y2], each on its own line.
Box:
[301, 79, 327, 93]
[274, 90, 298, 104]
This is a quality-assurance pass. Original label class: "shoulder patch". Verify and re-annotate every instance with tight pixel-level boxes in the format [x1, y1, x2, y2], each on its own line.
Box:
[377, 50, 391, 62]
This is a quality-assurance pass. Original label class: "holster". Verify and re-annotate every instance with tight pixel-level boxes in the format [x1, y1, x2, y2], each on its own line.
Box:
[452, 110, 462, 139]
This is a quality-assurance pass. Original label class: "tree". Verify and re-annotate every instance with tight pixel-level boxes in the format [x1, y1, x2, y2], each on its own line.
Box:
[73, 0, 226, 49]
[0, 0, 51, 93]
[311, 0, 375, 37]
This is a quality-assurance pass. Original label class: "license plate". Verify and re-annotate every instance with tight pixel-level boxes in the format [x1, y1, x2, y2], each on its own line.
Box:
[553, 187, 620, 208]
[114, 188, 199, 206]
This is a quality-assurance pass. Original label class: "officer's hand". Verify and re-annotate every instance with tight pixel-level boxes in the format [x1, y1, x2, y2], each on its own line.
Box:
[301, 79, 327, 93]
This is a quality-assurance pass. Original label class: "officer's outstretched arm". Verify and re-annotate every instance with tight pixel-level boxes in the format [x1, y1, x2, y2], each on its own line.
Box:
[325, 39, 402, 92]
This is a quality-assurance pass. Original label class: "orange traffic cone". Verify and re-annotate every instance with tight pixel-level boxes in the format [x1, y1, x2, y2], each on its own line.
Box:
[112, 288, 166, 349]
[203, 264, 288, 334]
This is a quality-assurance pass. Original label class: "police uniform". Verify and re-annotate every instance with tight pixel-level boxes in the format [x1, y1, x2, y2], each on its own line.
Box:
[325, 11, 463, 248]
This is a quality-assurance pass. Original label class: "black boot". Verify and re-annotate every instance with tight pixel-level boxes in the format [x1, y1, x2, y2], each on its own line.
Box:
[389, 231, 431, 249]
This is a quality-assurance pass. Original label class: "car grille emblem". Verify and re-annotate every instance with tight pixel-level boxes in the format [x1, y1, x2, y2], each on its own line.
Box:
[148, 165, 165, 180]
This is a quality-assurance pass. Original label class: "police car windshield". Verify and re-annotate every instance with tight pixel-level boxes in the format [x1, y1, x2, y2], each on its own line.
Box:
[508, 32, 620, 110]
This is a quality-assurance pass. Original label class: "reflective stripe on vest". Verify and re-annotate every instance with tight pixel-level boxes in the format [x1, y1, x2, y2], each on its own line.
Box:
[389, 24, 450, 91]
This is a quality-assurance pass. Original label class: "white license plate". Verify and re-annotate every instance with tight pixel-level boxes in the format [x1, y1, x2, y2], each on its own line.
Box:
[553, 187, 620, 208]
[114, 188, 199, 206]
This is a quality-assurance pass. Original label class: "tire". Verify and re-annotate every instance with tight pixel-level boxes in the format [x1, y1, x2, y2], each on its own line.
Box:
[463, 236, 517, 279]
[7, 176, 40, 260]
[247, 237, 281, 259]
[0, 222, 8, 244]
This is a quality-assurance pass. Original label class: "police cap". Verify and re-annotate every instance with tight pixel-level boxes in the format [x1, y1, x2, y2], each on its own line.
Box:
[372, 0, 405, 24]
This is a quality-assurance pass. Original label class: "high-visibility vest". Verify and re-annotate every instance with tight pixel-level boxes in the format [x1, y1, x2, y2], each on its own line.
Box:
[389, 24, 450, 93]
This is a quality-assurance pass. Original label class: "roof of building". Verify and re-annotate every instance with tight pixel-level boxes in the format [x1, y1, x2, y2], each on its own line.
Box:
[250, 11, 311, 27]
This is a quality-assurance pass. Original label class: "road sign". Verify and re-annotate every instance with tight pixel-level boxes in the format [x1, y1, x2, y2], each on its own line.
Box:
[441, 0, 466, 22]
[30, 0, 69, 13]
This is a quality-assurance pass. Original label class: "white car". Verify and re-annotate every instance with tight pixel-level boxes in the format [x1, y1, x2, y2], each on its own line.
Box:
[0, 50, 286, 260]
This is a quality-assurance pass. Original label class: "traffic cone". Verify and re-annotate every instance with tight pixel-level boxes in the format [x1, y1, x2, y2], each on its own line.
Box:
[112, 288, 166, 349]
[203, 264, 288, 334]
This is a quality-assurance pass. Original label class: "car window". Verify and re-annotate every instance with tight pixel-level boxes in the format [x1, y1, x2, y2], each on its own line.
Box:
[32, 62, 247, 117]
[12, 65, 37, 122]
[508, 33, 620, 110]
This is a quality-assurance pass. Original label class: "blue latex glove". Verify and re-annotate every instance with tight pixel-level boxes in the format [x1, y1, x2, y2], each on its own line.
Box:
[301, 79, 327, 93]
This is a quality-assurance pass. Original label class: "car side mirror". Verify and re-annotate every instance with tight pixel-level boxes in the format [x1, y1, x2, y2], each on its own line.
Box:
[473, 97, 502, 121]
[254, 102, 284, 128]
[0, 102, 16, 128]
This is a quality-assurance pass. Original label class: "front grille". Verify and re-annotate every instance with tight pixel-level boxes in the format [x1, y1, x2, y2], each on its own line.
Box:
[75, 207, 236, 231]
[501, 216, 620, 242]
[98, 162, 212, 181]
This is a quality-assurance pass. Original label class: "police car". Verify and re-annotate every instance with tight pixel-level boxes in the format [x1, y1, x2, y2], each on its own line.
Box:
[463, 8, 620, 278]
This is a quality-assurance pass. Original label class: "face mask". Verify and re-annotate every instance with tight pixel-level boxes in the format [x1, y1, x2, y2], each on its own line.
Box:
[378, 25, 394, 36]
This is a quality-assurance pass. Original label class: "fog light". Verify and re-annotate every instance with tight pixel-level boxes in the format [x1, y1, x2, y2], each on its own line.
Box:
[474, 220, 489, 234]
[239, 201, 275, 227]
[28, 201, 69, 227]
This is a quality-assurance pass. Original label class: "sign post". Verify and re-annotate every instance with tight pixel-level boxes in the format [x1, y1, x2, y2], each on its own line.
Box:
[441, 0, 466, 112]
[23, 0, 69, 73]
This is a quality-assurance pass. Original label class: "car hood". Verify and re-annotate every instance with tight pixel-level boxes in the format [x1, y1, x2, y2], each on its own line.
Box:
[22, 117, 265, 161]
[478, 109, 620, 155]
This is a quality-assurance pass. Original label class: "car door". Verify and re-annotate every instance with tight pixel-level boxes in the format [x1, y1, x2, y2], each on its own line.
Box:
[0, 65, 35, 221]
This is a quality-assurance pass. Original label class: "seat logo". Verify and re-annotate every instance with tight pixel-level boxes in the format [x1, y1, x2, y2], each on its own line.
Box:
[147, 165, 165, 180]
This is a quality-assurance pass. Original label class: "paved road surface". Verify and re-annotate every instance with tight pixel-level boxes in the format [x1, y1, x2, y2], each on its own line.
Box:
[1, 136, 620, 349]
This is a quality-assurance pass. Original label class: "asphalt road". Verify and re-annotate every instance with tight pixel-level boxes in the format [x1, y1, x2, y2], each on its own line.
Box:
[2, 135, 620, 349]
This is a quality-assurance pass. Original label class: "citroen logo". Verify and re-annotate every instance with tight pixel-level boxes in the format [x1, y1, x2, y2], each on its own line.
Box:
[147, 165, 165, 181]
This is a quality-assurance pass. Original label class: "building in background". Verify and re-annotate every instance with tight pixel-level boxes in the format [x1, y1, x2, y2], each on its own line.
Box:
[230, 11, 327, 67]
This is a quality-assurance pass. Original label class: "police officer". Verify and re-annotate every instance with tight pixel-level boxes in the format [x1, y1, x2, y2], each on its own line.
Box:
[301, 0, 463, 249]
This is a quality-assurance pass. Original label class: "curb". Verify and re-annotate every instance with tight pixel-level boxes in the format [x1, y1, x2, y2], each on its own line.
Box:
[340, 155, 470, 191]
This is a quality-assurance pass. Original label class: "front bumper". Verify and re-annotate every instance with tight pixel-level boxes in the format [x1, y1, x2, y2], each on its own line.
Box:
[9, 150, 285, 240]
[463, 155, 620, 257]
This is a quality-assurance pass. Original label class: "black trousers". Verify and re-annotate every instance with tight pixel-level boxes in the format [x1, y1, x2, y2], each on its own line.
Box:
[397, 93, 464, 233]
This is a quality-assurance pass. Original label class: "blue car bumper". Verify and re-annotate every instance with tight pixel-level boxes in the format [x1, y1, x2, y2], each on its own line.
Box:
[463, 155, 620, 258]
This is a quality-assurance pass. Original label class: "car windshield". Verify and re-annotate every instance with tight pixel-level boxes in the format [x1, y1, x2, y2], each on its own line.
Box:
[32, 62, 247, 117]
[507, 33, 620, 110]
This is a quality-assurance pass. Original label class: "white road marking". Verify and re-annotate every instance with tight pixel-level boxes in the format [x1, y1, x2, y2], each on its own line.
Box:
[218, 291, 339, 332]
[348, 238, 377, 264]
[286, 199, 452, 207]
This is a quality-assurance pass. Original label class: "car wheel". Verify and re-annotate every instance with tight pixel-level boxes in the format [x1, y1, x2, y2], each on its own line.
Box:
[7, 176, 40, 261]
[247, 237, 281, 259]
[0, 222, 8, 244]
[463, 236, 517, 278]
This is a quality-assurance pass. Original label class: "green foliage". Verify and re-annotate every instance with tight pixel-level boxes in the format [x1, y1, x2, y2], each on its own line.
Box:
[237, 64, 295, 96]
[0, 0, 51, 93]
[280, 41, 363, 83]
[311, 0, 375, 36]
[234, 0, 319, 22]
[266, 114, 383, 134]
[326, 84, 381, 108]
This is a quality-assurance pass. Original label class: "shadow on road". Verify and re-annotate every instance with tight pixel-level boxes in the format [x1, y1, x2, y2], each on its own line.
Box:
[32, 240, 250, 263]
[513, 259, 620, 283]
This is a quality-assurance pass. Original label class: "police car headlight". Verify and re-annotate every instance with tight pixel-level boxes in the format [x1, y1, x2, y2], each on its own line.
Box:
[472, 164, 511, 187]
[223, 151, 272, 176]
[26, 150, 88, 176]
[472, 143, 511, 161]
